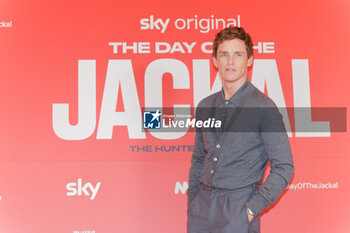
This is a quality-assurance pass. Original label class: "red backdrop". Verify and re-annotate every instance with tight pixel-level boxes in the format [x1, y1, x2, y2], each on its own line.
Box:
[0, 0, 349, 232]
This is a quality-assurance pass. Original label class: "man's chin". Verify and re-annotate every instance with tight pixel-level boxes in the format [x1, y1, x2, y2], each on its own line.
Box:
[221, 76, 246, 84]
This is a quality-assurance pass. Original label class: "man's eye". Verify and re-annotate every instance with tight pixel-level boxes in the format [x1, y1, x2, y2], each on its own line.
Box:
[221, 53, 227, 57]
[235, 53, 242, 57]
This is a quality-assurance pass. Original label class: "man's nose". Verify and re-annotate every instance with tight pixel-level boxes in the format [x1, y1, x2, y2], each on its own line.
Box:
[228, 54, 234, 64]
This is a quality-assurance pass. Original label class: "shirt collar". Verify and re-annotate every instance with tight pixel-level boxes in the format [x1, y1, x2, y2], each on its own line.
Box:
[216, 79, 253, 107]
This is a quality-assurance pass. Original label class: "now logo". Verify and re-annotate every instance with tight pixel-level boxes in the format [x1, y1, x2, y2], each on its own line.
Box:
[66, 178, 101, 200]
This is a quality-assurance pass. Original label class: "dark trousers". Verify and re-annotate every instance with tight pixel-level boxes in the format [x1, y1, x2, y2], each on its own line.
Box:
[187, 184, 260, 233]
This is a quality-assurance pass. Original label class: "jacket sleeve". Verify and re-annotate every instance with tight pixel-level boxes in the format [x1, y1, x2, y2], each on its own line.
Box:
[245, 107, 295, 216]
[187, 108, 207, 208]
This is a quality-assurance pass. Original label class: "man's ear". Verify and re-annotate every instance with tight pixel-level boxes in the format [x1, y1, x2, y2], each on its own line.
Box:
[212, 56, 218, 68]
[247, 55, 253, 67]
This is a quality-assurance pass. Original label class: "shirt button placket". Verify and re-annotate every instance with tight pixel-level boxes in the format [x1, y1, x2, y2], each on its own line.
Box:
[211, 144, 221, 178]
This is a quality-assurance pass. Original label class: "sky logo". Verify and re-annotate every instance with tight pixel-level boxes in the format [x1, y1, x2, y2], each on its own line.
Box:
[66, 178, 101, 200]
[143, 110, 161, 129]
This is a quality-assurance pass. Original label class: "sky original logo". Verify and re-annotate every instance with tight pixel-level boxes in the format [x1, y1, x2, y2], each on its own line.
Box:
[66, 178, 101, 200]
[143, 110, 162, 129]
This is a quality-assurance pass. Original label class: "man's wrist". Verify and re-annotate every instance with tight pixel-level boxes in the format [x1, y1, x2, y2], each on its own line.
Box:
[247, 207, 254, 216]
[246, 207, 254, 223]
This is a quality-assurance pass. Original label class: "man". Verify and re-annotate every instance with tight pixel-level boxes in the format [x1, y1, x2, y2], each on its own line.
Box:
[187, 27, 294, 233]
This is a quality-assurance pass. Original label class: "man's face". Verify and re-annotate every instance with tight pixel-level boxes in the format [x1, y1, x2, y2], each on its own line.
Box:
[213, 38, 253, 86]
